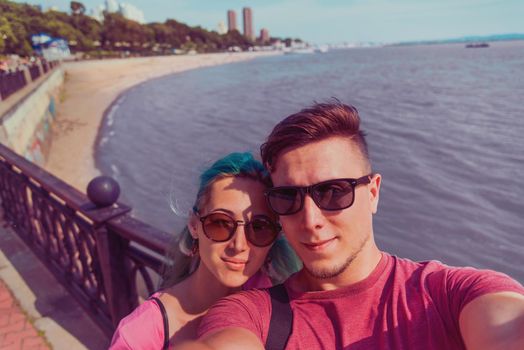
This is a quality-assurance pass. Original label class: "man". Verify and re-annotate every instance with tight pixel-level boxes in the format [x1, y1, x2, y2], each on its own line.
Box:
[179, 102, 524, 349]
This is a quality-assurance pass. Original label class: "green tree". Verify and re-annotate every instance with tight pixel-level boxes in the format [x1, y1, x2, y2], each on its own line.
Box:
[69, 14, 102, 50]
[102, 13, 153, 51]
[222, 29, 252, 50]
[0, 16, 14, 52]
[70, 1, 86, 15]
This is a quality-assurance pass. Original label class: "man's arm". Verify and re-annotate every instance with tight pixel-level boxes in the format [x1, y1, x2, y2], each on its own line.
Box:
[174, 327, 264, 350]
[459, 291, 524, 350]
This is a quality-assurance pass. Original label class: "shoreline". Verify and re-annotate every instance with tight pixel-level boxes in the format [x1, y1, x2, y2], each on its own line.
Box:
[45, 51, 280, 192]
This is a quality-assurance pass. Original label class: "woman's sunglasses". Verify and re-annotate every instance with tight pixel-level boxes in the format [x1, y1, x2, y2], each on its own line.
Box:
[198, 212, 281, 247]
[265, 175, 372, 216]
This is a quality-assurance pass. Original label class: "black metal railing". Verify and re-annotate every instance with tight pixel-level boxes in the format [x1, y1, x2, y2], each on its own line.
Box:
[0, 61, 60, 101]
[0, 70, 28, 100]
[28, 64, 42, 81]
[0, 142, 172, 337]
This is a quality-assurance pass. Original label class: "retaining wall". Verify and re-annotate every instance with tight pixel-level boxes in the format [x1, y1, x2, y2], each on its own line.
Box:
[0, 67, 64, 166]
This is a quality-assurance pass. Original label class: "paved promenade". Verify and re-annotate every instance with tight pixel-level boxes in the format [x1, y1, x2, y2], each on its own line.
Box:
[0, 279, 49, 349]
[0, 221, 110, 349]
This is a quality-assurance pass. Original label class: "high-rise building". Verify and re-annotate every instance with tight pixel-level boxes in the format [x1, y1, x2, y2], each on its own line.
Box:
[227, 10, 237, 32]
[260, 28, 269, 43]
[242, 7, 254, 40]
[217, 21, 227, 35]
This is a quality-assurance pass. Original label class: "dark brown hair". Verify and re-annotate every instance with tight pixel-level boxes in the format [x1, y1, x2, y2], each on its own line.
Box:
[260, 101, 370, 172]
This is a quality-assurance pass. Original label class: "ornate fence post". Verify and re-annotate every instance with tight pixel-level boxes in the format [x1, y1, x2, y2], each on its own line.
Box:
[86, 176, 136, 328]
[21, 66, 32, 84]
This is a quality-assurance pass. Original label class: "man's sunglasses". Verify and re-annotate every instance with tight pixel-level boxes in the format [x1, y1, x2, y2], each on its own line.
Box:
[265, 175, 373, 216]
[198, 212, 281, 247]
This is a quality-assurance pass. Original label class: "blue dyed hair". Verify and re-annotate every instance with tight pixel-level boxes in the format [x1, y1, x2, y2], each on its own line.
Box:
[192, 152, 271, 213]
[161, 152, 301, 287]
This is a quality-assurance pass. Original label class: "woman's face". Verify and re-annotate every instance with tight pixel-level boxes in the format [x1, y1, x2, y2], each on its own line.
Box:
[189, 176, 276, 288]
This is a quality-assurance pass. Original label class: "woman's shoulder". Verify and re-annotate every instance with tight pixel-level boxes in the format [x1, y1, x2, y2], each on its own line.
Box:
[109, 293, 166, 349]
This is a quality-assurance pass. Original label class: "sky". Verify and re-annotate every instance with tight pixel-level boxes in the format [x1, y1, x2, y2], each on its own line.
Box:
[12, 0, 524, 44]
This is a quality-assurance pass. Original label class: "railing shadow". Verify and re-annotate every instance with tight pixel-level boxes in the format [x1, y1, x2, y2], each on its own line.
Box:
[0, 220, 110, 349]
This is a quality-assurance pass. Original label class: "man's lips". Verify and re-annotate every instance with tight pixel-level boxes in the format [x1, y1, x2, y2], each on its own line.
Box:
[302, 237, 337, 251]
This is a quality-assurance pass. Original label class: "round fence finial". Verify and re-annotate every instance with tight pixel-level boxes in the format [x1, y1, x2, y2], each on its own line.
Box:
[87, 176, 120, 207]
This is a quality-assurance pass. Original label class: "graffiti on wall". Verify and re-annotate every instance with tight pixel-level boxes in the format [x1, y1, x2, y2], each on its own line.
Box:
[24, 96, 56, 166]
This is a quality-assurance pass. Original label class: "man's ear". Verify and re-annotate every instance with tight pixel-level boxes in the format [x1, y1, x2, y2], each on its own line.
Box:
[369, 173, 381, 214]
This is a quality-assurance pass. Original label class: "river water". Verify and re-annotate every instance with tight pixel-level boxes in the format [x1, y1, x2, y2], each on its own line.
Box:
[96, 41, 524, 283]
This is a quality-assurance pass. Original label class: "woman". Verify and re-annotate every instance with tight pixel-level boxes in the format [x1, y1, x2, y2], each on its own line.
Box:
[110, 152, 300, 349]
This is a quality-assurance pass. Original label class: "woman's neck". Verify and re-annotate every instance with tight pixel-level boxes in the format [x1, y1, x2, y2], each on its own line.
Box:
[176, 264, 239, 315]
[161, 263, 242, 345]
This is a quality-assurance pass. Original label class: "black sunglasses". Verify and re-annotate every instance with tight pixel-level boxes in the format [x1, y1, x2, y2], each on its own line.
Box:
[198, 212, 281, 247]
[265, 175, 373, 216]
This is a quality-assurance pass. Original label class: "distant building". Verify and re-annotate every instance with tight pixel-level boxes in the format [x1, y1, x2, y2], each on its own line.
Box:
[89, 4, 105, 21]
[119, 2, 145, 23]
[260, 28, 269, 43]
[105, 0, 119, 13]
[217, 21, 227, 35]
[227, 10, 237, 32]
[242, 7, 254, 40]
[90, 1, 145, 23]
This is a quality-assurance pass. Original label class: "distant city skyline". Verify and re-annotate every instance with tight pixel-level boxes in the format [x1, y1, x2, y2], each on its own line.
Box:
[12, 0, 524, 44]
[227, 9, 237, 32]
[242, 7, 254, 40]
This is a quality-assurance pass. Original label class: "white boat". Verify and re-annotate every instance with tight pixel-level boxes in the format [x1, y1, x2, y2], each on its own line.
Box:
[284, 47, 315, 54]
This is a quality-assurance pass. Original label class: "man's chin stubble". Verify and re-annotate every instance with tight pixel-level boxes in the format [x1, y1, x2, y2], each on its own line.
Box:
[304, 234, 370, 280]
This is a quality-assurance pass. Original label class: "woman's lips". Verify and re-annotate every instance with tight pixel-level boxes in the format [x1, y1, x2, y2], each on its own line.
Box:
[222, 257, 248, 271]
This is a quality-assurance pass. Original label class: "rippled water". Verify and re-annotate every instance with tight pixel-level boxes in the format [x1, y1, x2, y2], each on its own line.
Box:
[97, 41, 524, 283]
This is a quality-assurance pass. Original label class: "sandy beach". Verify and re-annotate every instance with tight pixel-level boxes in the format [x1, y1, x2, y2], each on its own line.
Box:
[45, 51, 280, 192]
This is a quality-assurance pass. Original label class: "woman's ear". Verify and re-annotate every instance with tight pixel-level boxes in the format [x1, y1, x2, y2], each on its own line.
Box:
[188, 212, 199, 239]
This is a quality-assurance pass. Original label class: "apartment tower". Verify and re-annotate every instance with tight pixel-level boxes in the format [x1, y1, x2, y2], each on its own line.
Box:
[227, 10, 237, 32]
[242, 7, 254, 40]
[260, 28, 269, 43]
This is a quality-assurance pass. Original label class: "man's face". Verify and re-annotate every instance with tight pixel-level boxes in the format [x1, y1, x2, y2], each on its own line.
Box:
[270, 136, 381, 283]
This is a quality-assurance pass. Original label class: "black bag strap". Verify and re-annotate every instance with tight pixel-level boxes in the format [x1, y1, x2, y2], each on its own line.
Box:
[265, 284, 293, 350]
[149, 296, 170, 350]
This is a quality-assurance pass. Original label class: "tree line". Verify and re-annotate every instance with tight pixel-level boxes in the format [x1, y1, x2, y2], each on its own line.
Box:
[0, 0, 300, 57]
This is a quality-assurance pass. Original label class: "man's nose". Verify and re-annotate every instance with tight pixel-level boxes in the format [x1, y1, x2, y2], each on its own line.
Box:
[301, 194, 325, 231]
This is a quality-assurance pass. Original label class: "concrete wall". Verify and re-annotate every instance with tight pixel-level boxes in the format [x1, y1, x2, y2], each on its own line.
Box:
[0, 68, 64, 166]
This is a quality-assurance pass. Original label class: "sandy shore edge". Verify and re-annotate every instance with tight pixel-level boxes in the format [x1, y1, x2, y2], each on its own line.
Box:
[45, 51, 280, 192]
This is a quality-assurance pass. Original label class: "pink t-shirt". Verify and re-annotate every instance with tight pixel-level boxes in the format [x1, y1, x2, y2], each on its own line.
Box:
[109, 271, 273, 349]
[109, 292, 165, 349]
[198, 253, 524, 349]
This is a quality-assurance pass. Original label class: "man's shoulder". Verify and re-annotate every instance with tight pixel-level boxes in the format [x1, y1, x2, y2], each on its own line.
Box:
[222, 287, 272, 304]
[387, 253, 524, 302]
[388, 253, 496, 279]
[385, 253, 451, 280]
[198, 288, 273, 342]
[206, 287, 273, 319]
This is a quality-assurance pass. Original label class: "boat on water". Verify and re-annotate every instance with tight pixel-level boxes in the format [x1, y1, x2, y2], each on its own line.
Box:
[314, 45, 329, 53]
[465, 42, 489, 48]
[283, 47, 315, 54]
[283, 46, 328, 55]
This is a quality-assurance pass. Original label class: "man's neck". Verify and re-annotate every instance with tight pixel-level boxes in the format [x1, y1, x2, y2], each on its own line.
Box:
[292, 245, 383, 292]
